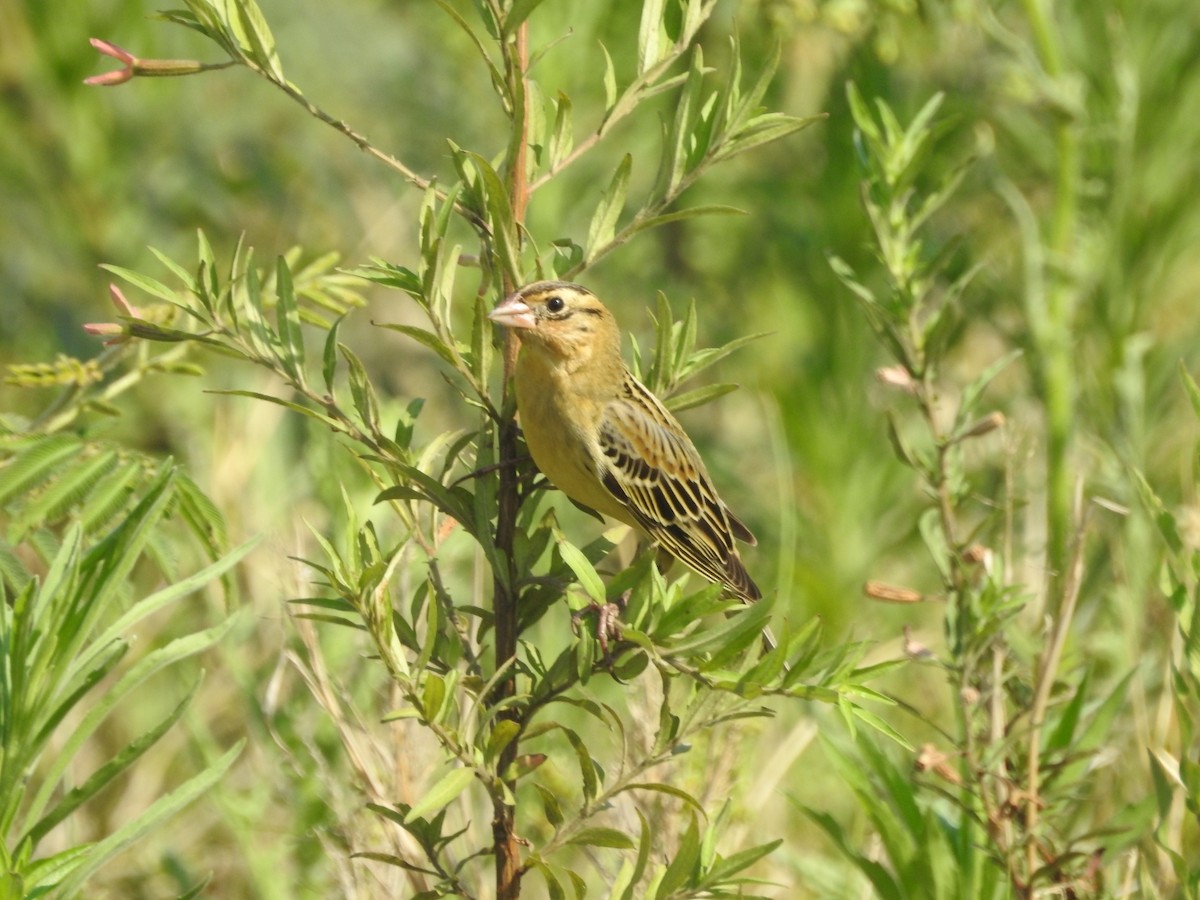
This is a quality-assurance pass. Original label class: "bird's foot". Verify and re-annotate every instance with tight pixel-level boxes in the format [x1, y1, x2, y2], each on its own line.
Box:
[570, 591, 629, 660]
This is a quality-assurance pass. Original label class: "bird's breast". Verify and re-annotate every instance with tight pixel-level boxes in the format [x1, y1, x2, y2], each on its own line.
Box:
[514, 359, 634, 524]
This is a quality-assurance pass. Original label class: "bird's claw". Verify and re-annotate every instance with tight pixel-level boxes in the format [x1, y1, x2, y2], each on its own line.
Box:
[570, 592, 630, 661]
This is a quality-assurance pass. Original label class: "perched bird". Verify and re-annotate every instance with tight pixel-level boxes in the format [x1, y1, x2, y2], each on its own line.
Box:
[488, 280, 761, 606]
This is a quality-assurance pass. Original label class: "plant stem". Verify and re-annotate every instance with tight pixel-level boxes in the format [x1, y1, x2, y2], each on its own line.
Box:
[1019, 0, 1080, 602]
[492, 19, 530, 900]
[1025, 480, 1087, 886]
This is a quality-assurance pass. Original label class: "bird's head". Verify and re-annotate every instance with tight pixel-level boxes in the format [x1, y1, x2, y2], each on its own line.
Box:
[488, 281, 620, 364]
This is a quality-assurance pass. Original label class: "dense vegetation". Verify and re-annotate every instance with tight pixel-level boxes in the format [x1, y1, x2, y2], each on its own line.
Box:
[2, 0, 1199, 896]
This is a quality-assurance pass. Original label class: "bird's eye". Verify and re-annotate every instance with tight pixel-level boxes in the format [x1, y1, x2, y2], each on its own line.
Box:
[546, 296, 565, 313]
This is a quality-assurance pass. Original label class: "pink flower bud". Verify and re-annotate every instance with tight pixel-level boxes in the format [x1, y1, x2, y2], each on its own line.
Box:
[84, 38, 136, 86]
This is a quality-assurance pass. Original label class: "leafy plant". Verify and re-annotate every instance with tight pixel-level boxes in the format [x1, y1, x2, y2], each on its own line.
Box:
[822, 79, 1145, 898]
[67, 0, 901, 897]
[0, 408, 247, 894]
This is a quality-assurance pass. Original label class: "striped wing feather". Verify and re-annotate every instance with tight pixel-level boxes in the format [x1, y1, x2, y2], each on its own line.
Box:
[597, 375, 760, 601]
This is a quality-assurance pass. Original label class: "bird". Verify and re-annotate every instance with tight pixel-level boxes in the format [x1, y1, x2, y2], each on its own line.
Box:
[487, 280, 762, 612]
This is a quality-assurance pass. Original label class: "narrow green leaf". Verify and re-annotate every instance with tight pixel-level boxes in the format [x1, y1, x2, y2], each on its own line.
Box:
[53, 740, 243, 897]
[274, 255, 305, 383]
[614, 782, 706, 814]
[1181, 361, 1200, 419]
[422, 673, 447, 723]
[9, 450, 118, 538]
[0, 435, 80, 506]
[662, 47, 705, 193]
[403, 767, 475, 824]
[628, 205, 747, 239]
[715, 113, 818, 162]
[228, 0, 284, 81]
[663, 382, 738, 413]
[586, 154, 632, 261]
[504, 0, 546, 32]
[322, 314, 344, 395]
[436, 0, 504, 88]
[207, 390, 342, 431]
[556, 537, 606, 605]
[657, 815, 701, 896]
[79, 538, 259, 679]
[703, 839, 782, 885]
[377, 323, 461, 370]
[956, 349, 1022, 425]
[534, 861, 567, 900]
[25, 677, 202, 845]
[147, 246, 198, 292]
[25, 614, 241, 828]
[666, 598, 770, 658]
[467, 151, 522, 287]
[98, 265, 181, 305]
[600, 42, 617, 112]
[626, 810, 652, 898]
[637, 0, 666, 74]
[534, 783, 564, 827]
[563, 727, 598, 803]
[548, 91, 574, 170]
[568, 827, 636, 849]
[341, 344, 381, 433]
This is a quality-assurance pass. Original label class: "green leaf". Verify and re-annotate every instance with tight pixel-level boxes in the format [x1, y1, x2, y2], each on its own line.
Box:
[628, 204, 746, 239]
[227, 0, 284, 81]
[25, 614, 242, 829]
[534, 783, 564, 827]
[0, 435, 82, 507]
[274, 255, 305, 383]
[486, 719, 520, 766]
[322, 314, 344, 395]
[955, 349, 1021, 426]
[663, 382, 738, 413]
[613, 782, 706, 815]
[659, 46, 705, 194]
[377, 323, 461, 370]
[586, 154, 632, 261]
[656, 814, 700, 897]
[52, 740, 243, 896]
[563, 726, 599, 803]
[25, 677, 202, 846]
[611, 810, 651, 900]
[569, 827, 637, 849]
[600, 42, 617, 112]
[504, 0, 546, 32]
[703, 839, 782, 885]
[556, 537, 606, 605]
[404, 767, 475, 824]
[421, 673, 447, 723]
[341, 344, 381, 433]
[548, 91, 574, 170]
[637, 0, 666, 74]
[715, 112, 818, 162]
[207, 390, 342, 431]
[98, 264, 181, 305]
[1181, 361, 1200, 419]
[467, 151, 522, 287]
[533, 861, 567, 900]
[81, 537, 259, 677]
[9, 450, 118, 539]
[666, 598, 771, 659]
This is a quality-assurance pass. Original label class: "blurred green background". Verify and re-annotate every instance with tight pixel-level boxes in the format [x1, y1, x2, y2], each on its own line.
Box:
[4, 0, 1200, 895]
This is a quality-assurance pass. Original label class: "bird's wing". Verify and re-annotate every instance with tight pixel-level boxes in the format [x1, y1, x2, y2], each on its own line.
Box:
[596, 376, 760, 601]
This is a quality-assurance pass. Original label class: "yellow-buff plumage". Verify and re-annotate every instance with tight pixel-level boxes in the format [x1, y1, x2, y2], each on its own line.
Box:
[488, 280, 760, 603]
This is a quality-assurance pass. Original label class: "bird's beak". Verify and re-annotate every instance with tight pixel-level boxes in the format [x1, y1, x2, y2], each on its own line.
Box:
[488, 295, 537, 330]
